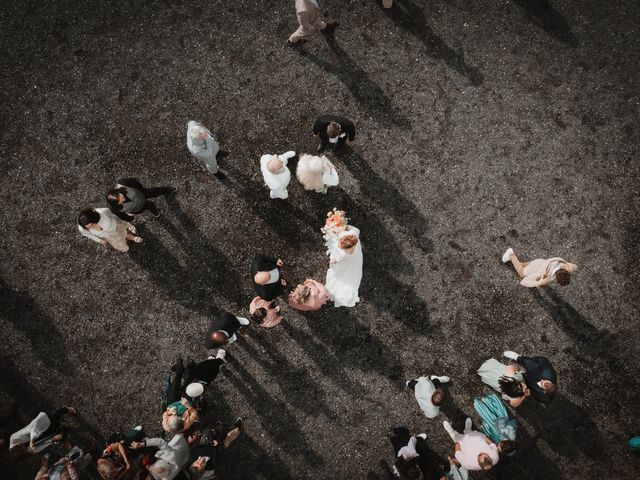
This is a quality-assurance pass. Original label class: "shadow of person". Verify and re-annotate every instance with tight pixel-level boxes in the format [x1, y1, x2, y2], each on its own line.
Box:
[128, 205, 246, 316]
[201, 385, 295, 480]
[517, 394, 604, 461]
[341, 148, 432, 251]
[238, 330, 336, 419]
[0, 280, 75, 375]
[492, 423, 563, 480]
[223, 361, 325, 467]
[223, 166, 322, 250]
[513, 0, 578, 47]
[378, 0, 484, 85]
[297, 37, 410, 127]
[531, 288, 639, 416]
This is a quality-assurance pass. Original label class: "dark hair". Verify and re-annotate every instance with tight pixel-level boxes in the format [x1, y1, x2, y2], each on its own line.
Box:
[78, 208, 100, 228]
[106, 188, 127, 209]
[251, 307, 267, 324]
[327, 121, 341, 139]
[498, 376, 525, 398]
[431, 388, 445, 406]
[479, 454, 494, 470]
[555, 269, 571, 286]
[498, 440, 516, 455]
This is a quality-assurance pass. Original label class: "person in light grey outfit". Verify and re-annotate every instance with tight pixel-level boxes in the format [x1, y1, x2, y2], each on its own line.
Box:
[130, 434, 189, 480]
[186, 121, 227, 179]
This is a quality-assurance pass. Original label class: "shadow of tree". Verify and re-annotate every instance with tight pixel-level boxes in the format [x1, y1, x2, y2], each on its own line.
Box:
[379, 0, 484, 85]
[512, 0, 578, 47]
[128, 201, 246, 316]
[0, 280, 75, 375]
[297, 37, 410, 127]
[341, 149, 432, 251]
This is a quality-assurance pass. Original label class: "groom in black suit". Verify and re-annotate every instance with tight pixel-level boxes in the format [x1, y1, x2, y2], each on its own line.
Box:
[251, 254, 287, 301]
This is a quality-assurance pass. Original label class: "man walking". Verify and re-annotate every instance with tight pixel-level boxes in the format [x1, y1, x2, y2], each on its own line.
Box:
[288, 0, 338, 45]
[204, 311, 250, 349]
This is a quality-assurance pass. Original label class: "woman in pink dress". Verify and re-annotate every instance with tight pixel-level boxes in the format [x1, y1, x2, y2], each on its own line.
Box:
[288, 279, 330, 311]
[249, 297, 283, 328]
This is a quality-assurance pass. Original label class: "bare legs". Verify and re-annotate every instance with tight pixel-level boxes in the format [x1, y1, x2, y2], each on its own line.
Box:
[510, 254, 528, 279]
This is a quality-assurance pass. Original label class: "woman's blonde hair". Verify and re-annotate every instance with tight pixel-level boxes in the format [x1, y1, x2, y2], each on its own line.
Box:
[293, 284, 311, 304]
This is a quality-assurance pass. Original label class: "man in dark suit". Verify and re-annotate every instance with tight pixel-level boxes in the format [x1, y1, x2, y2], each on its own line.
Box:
[251, 254, 287, 301]
[106, 178, 176, 220]
[503, 350, 557, 403]
[205, 311, 250, 349]
[312, 115, 356, 152]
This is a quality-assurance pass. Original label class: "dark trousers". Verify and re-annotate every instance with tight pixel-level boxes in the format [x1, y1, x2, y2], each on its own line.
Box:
[184, 359, 223, 385]
[34, 408, 69, 442]
[407, 378, 441, 391]
[117, 178, 174, 215]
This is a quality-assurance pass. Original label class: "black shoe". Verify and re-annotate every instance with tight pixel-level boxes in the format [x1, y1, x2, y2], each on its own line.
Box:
[234, 417, 244, 430]
[317, 143, 326, 153]
[166, 185, 178, 193]
[214, 169, 227, 180]
[216, 150, 228, 158]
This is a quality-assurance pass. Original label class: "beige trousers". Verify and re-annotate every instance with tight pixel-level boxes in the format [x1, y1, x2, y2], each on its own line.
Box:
[289, 10, 326, 43]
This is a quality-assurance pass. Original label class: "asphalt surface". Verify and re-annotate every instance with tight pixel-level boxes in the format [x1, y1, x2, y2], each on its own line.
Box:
[1, 0, 639, 479]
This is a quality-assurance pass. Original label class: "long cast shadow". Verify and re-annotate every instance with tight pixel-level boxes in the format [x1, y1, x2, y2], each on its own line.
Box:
[238, 331, 336, 419]
[129, 201, 246, 316]
[298, 36, 410, 127]
[223, 361, 324, 467]
[517, 394, 604, 461]
[379, 0, 484, 85]
[341, 149, 432, 251]
[531, 288, 639, 416]
[513, 0, 578, 47]
[0, 279, 75, 375]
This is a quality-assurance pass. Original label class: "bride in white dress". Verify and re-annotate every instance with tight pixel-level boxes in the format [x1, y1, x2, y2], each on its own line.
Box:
[324, 215, 363, 307]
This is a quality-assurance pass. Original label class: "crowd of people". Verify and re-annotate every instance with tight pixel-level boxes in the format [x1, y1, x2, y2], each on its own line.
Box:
[6, 1, 631, 479]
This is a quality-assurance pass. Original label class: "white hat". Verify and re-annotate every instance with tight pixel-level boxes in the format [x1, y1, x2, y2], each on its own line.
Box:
[186, 383, 204, 397]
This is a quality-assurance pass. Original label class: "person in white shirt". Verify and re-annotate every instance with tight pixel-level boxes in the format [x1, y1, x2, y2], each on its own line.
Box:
[260, 151, 295, 199]
[405, 375, 450, 418]
[131, 434, 189, 480]
[77, 208, 142, 252]
[9, 407, 76, 460]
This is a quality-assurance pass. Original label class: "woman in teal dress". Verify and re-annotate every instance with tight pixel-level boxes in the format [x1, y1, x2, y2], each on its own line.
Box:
[474, 393, 517, 454]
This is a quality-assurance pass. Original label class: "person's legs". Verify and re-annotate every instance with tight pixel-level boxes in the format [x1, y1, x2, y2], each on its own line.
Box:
[143, 201, 159, 217]
[223, 427, 240, 448]
[167, 360, 184, 404]
[510, 254, 527, 278]
[405, 379, 418, 391]
[37, 408, 72, 440]
[443, 421, 463, 442]
[126, 232, 143, 244]
[192, 359, 223, 384]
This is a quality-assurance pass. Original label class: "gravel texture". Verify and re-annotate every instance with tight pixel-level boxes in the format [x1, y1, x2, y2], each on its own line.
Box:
[1, 0, 639, 479]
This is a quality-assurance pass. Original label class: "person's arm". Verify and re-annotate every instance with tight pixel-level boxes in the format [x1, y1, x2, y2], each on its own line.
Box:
[116, 442, 131, 470]
[142, 437, 168, 449]
[312, 118, 324, 136]
[78, 226, 107, 244]
[65, 460, 79, 480]
[520, 276, 548, 287]
[109, 206, 135, 222]
[117, 178, 145, 191]
[508, 385, 530, 408]
[345, 122, 356, 141]
[281, 151, 296, 160]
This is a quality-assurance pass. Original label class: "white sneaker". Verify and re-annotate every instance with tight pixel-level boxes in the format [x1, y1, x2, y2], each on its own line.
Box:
[464, 417, 473, 432]
[503, 350, 520, 361]
[443, 421, 455, 436]
[133, 425, 142, 431]
[417, 433, 427, 440]
[431, 375, 451, 383]
[501, 247, 514, 263]
[216, 349, 227, 361]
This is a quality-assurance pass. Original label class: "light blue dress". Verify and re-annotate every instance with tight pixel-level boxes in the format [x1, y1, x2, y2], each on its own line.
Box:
[474, 393, 517, 444]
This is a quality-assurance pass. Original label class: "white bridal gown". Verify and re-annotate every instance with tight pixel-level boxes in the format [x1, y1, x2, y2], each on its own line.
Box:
[325, 227, 363, 307]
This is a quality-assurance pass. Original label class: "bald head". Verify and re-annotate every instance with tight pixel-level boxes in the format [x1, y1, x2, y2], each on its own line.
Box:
[254, 271, 270, 285]
[267, 157, 284, 174]
[210, 331, 228, 346]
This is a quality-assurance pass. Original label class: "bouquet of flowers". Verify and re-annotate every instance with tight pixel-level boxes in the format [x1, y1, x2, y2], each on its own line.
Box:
[322, 208, 349, 254]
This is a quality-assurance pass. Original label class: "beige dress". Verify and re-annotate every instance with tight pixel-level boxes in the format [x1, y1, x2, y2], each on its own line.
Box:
[289, 0, 327, 43]
[78, 208, 131, 252]
[521, 257, 572, 287]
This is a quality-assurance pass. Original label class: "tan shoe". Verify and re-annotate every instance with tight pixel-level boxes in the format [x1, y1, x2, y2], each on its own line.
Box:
[383, 0, 393, 8]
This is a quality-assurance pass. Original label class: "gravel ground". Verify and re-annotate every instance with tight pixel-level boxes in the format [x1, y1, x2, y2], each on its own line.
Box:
[1, 0, 639, 479]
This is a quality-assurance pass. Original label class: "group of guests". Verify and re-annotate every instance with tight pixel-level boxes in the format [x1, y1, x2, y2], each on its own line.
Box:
[367, 352, 561, 478]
